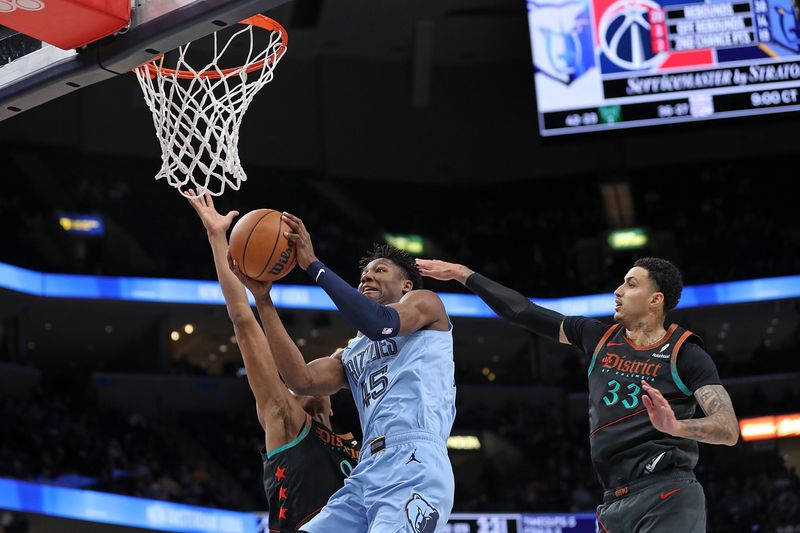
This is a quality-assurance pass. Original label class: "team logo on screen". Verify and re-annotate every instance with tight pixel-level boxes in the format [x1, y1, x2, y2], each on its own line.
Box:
[598, 0, 665, 70]
[768, 0, 800, 53]
[529, 0, 595, 84]
[0, 0, 45, 12]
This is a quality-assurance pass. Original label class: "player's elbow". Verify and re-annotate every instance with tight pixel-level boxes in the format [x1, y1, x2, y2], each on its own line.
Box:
[285, 372, 316, 396]
[362, 329, 388, 342]
[362, 315, 399, 341]
[725, 425, 740, 446]
[228, 306, 256, 328]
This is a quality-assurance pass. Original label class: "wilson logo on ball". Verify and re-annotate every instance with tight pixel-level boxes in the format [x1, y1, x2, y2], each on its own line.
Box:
[269, 240, 295, 275]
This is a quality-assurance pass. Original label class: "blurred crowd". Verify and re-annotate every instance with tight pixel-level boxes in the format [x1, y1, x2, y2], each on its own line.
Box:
[2, 151, 798, 299]
[1, 383, 799, 532]
[0, 391, 226, 509]
[2, 151, 800, 531]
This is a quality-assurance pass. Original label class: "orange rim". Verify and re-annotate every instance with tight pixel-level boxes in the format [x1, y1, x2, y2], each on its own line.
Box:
[139, 14, 287, 79]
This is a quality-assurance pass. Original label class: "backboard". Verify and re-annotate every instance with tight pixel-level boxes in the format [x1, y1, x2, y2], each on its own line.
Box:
[0, 0, 292, 121]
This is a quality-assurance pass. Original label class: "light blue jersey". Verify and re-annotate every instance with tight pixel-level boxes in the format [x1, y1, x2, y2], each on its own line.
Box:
[341, 325, 456, 444]
[301, 324, 457, 533]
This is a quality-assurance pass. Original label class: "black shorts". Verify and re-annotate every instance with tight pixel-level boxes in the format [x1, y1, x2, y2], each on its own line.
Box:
[596, 471, 706, 533]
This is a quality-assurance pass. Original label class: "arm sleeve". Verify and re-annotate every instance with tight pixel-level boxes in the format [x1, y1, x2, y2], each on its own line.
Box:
[464, 272, 564, 342]
[676, 343, 722, 392]
[306, 261, 401, 341]
[562, 316, 610, 355]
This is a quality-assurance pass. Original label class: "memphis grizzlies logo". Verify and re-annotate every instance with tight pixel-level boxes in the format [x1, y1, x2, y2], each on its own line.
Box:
[405, 493, 439, 533]
[529, 0, 595, 84]
[598, 0, 665, 71]
[767, 0, 800, 53]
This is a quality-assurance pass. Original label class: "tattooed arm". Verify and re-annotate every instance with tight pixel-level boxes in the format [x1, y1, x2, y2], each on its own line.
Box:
[681, 384, 739, 445]
[642, 382, 739, 446]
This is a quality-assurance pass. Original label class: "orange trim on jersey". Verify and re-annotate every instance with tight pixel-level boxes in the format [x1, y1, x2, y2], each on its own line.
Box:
[594, 324, 621, 355]
[294, 504, 326, 530]
[597, 514, 610, 532]
[622, 323, 678, 351]
[589, 396, 690, 438]
[588, 324, 621, 377]
[670, 329, 696, 396]
[671, 330, 694, 361]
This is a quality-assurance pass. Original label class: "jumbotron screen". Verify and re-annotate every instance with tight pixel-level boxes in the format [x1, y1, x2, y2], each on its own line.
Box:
[528, 0, 800, 135]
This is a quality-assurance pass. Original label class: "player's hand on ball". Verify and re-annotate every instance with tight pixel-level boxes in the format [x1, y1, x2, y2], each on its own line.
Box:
[642, 381, 680, 436]
[416, 259, 474, 284]
[281, 212, 317, 270]
[186, 188, 239, 236]
[227, 250, 272, 298]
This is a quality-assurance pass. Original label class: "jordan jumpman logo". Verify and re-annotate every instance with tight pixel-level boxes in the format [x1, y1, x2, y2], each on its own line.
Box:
[406, 449, 422, 464]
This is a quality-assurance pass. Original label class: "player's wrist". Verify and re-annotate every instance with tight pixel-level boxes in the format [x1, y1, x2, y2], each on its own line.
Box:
[300, 255, 320, 271]
[662, 419, 686, 438]
[254, 290, 273, 304]
[206, 227, 226, 239]
[456, 265, 475, 284]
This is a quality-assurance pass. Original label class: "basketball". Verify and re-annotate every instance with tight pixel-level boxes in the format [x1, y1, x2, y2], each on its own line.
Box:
[229, 209, 297, 281]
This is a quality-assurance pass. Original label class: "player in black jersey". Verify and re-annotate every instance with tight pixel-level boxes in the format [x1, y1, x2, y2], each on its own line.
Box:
[187, 192, 358, 533]
[417, 256, 739, 533]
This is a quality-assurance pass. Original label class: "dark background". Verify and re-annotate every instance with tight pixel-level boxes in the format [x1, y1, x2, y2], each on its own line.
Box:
[1, 0, 800, 531]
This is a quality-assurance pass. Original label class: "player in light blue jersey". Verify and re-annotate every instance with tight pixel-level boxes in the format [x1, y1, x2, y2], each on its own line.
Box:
[238, 212, 456, 533]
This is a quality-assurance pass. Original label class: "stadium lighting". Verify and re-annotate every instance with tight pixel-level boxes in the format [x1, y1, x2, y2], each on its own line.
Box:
[383, 233, 424, 255]
[447, 435, 481, 450]
[739, 414, 800, 441]
[58, 213, 105, 236]
[608, 227, 649, 250]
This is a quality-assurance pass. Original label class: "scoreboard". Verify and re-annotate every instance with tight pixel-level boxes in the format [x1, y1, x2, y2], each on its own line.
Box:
[528, 0, 800, 135]
[442, 513, 597, 533]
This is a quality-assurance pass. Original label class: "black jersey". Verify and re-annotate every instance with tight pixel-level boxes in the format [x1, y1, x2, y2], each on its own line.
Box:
[564, 317, 721, 491]
[262, 416, 359, 533]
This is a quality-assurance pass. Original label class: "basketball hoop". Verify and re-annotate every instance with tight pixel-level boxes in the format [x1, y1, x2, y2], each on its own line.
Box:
[133, 15, 287, 197]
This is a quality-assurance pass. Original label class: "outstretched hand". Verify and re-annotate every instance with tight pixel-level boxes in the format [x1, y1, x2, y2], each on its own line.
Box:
[281, 212, 318, 270]
[642, 381, 681, 436]
[415, 259, 474, 284]
[227, 250, 272, 299]
[186, 188, 239, 236]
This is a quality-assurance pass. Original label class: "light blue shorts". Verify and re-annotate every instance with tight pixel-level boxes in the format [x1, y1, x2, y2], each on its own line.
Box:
[299, 430, 454, 533]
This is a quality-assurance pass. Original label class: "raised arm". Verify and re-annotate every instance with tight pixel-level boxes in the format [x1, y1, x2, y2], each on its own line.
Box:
[253, 289, 348, 396]
[187, 191, 305, 447]
[224, 256, 348, 397]
[641, 381, 739, 446]
[280, 213, 449, 340]
[416, 259, 570, 344]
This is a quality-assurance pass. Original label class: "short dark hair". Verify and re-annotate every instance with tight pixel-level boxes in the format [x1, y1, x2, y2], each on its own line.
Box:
[359, 243, 423, 290]
[633, 257, 683, 313]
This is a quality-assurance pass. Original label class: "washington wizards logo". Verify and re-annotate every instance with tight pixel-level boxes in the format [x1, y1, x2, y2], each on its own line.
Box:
[405, 493, 439, 533]
[598, 0, 665, 70]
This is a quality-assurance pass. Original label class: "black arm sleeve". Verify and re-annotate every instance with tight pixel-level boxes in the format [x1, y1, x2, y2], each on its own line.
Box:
[676, 342, 722, 393]
[562, 315, 609, 354]
[464, 272, 564, 341]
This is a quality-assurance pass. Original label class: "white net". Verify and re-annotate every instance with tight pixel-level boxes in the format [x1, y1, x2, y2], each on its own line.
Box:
[133, 16, 287, 197]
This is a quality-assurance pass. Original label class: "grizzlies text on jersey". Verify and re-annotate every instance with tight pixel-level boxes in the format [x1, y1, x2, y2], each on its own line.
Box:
[341, 327, 456, 444]
[300, 325, 457, 533]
